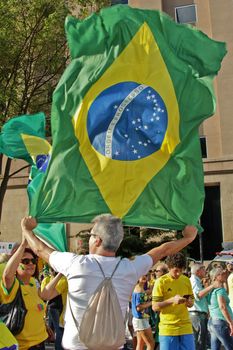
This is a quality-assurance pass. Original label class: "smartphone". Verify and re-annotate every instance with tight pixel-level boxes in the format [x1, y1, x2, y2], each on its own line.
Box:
[183, 294, 191, 299]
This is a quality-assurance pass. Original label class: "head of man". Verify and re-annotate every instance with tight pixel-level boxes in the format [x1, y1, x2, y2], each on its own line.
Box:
[155, 263, 168, 278]
[89, 214, 124, 254]
[191, 263, 206, 279]
[165, 252, 186, 279]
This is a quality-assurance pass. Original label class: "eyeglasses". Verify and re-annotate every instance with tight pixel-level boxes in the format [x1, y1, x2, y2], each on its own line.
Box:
[88, 229, 99, 237]
[76, 229, 97, 237]
[21, 258, 37, 265]
[155, 269, 162, 273]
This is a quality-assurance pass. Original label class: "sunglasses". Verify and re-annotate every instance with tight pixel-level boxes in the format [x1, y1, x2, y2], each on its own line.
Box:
[21, 258, 37, 265]
[155, 269, 162, 272]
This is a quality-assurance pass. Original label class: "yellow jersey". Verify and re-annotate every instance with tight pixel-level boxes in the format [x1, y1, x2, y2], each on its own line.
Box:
[0, 278, 47, 350]
[152, 273, 193, 336]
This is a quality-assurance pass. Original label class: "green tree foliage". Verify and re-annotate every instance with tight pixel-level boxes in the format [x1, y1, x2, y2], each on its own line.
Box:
[0, 0, 110, 126]
[0, 0, 71, 223]
[117, 227, 189, 258]
[74, 0, 110, 18]
[0, 0, 108, 224]
[0, 0, 72, 126]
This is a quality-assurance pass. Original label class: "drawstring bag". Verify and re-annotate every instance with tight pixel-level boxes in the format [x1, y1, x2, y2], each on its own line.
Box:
[0, 286, 27, 335]
[70, 258, 125, 350]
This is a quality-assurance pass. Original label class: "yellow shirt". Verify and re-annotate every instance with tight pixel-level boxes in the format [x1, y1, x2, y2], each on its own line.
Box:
[148, 278, 155, 288]
[152, 273, 193, 336]
[41, 275, 68, 327]
[55, 277, 68, 327]
[1, 278, 47, 350]
[0, 263, 6, 281]
[40, 275, 52, 291]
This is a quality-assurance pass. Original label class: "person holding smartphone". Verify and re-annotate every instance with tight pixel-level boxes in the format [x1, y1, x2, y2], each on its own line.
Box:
[152, 253, 195, 350]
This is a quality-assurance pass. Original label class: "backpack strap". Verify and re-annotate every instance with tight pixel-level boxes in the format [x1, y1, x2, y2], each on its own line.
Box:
[94, 257, 122, 279]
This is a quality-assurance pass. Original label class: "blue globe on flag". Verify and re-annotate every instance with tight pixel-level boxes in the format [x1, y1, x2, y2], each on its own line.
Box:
[87, 82, 168, 161]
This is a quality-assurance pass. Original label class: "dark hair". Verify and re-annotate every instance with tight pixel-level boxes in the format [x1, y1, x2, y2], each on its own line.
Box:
[21, 248, 39, 279]
[165, 253, 186, 269]
[24, 248, 37, 259]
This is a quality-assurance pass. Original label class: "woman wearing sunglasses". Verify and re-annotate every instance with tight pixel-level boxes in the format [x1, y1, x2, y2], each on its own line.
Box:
[1, 239, 48, 350]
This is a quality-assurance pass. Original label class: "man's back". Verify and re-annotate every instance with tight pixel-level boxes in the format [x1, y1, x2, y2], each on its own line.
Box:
[49, 252, 152, 349]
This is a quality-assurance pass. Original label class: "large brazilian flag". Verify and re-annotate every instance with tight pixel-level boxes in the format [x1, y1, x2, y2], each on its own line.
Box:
[29, 5, 226, 230]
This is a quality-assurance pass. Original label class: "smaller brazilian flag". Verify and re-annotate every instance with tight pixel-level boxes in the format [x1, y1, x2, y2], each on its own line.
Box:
[0, 112, 50, 163]
[0, 113, 67, 251]
[29, 5, 226, 230]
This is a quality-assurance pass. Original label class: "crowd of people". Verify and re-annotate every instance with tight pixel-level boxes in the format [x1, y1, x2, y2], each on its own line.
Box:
[129, 257, 233, 350]
[0, 215, 233, 350]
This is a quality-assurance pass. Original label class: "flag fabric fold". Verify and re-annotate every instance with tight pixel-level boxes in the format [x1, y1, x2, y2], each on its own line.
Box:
[29, 5, 226, 229]
[0, 113, 67, 251]
[28, 165, 67, 252]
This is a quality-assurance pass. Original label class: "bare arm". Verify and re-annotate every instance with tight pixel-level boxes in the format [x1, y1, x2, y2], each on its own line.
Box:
[147, 225, 197, 265]
[198, 283, 216, 299]
[136, 301, 152, 312]
[218, 295, 233, 335]
[2, 239, 27, 290]
[21, 217, 55, 263]
[39, 273, 63, 300]
[152, 295, 186, 312]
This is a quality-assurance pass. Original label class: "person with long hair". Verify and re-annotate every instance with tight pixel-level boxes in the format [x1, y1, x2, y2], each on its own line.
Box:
[132, 275, 155, 350]
[1, 239, 48, 350]
[208, 267, 233, 350]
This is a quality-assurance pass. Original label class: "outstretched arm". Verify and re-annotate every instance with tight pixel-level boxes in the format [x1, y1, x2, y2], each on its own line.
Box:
[21, 217, 55, 263]
[147, 225, 197, 265]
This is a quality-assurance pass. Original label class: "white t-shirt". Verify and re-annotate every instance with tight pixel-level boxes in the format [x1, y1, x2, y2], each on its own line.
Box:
[49, 252, 153, 350]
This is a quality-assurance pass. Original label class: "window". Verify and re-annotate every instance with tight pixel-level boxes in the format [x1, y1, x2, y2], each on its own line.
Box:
[111, 0, 128, 5]
[175, 4, 197, 24]
[200, 136, 207, 158]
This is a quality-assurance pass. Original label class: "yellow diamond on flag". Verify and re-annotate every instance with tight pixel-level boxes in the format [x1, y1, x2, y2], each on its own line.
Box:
[21, 134, 51, 158]
[73, 22, 180, 218]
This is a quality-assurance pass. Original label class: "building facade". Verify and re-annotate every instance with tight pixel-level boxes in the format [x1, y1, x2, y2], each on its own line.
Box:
[1, 0, 232, 258]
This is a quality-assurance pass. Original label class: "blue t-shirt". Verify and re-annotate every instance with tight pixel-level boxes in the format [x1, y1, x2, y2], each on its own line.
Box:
[132, 291, 150, 319]
[208, 287, 233, 321]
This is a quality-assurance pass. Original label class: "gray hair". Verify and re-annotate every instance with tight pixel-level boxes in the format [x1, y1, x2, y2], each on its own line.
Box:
[209, 267, 224, 281]
[92, 214, 124, 252]
[191, 263, 204, 275]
